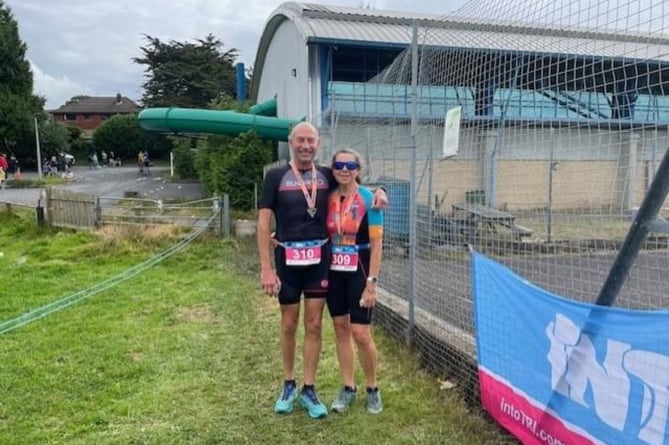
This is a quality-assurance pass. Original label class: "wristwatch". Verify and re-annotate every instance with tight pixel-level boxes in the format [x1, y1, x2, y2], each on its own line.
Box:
[366, 276, 378, 284]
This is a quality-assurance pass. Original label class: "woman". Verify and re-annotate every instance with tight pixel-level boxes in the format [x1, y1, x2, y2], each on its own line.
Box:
[325, 148, 384, 414]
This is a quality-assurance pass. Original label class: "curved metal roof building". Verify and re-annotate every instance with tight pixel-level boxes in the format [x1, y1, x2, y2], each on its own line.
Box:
[252, 2, 669, 128]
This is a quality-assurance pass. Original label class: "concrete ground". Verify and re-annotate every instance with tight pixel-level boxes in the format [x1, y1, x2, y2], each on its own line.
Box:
[0, 165, 204, 207]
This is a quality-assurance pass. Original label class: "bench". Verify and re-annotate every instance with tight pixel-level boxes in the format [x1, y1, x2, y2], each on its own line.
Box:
[512, 223, 534, 240]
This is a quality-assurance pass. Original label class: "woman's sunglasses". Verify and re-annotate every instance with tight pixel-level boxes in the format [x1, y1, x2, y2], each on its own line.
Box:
[333, 161, 360, 171]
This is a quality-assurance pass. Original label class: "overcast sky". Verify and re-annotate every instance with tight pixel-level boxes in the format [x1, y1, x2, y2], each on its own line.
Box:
[4, 0, 468, 109]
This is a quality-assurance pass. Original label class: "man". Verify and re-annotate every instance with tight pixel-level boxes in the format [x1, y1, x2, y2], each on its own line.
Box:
[257, 122, 386, 419]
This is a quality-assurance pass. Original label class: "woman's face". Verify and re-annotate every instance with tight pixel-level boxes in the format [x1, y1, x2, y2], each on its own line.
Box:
[332, 153, 360, 186]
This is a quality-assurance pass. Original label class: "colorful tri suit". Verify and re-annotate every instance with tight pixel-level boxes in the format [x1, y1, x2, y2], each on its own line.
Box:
[325, 186, 384, 248]
[325, 185, 384, 324]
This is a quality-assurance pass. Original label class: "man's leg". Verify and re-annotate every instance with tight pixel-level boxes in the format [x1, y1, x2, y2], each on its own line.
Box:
[279, 303, 300, 380]
[274, 303, 300, 414]
[298, 297, 328, 418]
[302, 298, 325, 385]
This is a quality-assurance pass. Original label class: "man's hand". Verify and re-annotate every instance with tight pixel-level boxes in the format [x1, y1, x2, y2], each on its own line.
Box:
[372, 188, 389, 209]
[261, 268, 281, 297]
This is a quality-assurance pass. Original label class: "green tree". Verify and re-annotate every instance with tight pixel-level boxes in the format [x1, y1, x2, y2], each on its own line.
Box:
[134, 34, 239, 108]
[63, 125, 88, 159]
[93, 114, 171, 161]
[39, 121, 70, 160]
[195, 131, 273, 210]
[172, 138, 197, 179]
[0, 1, 44, 164]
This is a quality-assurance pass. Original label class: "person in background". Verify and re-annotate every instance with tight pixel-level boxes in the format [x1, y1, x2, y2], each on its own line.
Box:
[64, 153, 75, 169]
[87, 151, 99, 169]
[0, 153, 8, 179]
[142, 152, 151, 175]
[44, 157, 56, 176]
[8, 154, 17, 178]
[57, 153, 66, 173]
[326, 148, 385, 415]
[257, 122, 388, 420]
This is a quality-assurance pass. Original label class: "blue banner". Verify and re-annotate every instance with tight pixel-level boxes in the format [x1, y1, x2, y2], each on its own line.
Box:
[472, 251, 669, 445]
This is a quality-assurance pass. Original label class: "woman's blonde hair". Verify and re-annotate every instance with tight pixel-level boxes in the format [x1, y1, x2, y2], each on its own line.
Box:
[331, 148, 363, 184]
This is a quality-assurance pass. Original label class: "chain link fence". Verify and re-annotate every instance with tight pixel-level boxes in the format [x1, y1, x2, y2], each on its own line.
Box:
[317, 0, 669, 402]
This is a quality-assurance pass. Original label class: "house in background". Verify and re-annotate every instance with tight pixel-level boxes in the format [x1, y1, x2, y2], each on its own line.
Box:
[50, 93, 141, 138]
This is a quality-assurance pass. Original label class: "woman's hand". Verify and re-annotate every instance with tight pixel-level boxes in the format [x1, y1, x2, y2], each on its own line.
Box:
[269, 232, 279, 248]
[360, 283, 377, 308]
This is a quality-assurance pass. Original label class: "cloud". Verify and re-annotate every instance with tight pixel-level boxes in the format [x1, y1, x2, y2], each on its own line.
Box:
[5, 0, 467, 109]
[30, 61, 93, 110]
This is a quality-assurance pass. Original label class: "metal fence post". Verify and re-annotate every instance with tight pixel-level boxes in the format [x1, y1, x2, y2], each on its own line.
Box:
[220, 195, 231, 238]
[218, 196, 223, 237]
[44, 188, 52, 226]
[407, 20, 418, 346]
[95, 196, 102, 228]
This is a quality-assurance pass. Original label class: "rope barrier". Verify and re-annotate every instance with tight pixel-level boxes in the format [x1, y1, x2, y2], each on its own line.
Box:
[0, 211, 219, 335]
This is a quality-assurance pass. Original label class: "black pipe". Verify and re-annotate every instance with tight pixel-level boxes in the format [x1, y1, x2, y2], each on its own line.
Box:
[595, 145, 669, 306]
[36, 198, 45, 227]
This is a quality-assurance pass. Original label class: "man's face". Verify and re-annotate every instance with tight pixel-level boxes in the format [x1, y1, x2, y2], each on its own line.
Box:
[289, 125, 319, 165]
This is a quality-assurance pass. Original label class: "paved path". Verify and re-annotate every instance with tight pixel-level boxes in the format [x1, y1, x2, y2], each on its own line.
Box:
[0, 166, 204, 207]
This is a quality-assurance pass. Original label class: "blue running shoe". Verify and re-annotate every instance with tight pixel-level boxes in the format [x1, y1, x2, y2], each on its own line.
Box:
[331, 387, 357, 413]
[299, 387, 328, 419]
[274, 382, 297, 414]
[366, 388, 383, 414]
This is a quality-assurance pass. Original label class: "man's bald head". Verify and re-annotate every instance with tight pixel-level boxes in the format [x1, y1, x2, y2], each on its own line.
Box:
[288, 122, 320, 168]
[288, 122, 319, 141]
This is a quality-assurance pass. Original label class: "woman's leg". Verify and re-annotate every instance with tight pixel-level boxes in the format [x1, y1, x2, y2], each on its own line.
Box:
[332, 315, 355, 388]
[352, 322, 382, 413]
[330, 314, 358, 413]
[351, 323, 377, 389]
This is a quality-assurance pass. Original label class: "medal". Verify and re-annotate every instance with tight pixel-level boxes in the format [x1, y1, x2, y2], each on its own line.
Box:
[334, 185, 359, 242]
[290, 162, 318, 218]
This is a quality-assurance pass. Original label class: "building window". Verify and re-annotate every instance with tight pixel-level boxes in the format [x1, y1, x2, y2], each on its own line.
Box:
[331, 46, 403, 82]
[64, 113, 77, 121]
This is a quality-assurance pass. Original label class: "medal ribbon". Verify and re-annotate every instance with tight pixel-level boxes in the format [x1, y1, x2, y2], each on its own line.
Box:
[334, 185, 359, 239]
[290, 162, 318, 212]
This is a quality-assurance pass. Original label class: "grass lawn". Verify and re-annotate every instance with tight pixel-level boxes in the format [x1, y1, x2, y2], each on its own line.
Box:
[0, 209, 515, 445]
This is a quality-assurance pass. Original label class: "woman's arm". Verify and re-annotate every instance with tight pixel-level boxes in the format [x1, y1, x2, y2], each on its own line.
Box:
[361, 235, 383, 308]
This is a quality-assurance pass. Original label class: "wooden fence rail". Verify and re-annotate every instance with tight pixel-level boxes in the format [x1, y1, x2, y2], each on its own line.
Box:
[42, 189, 227, 233]
[45, 188, 98, 231]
